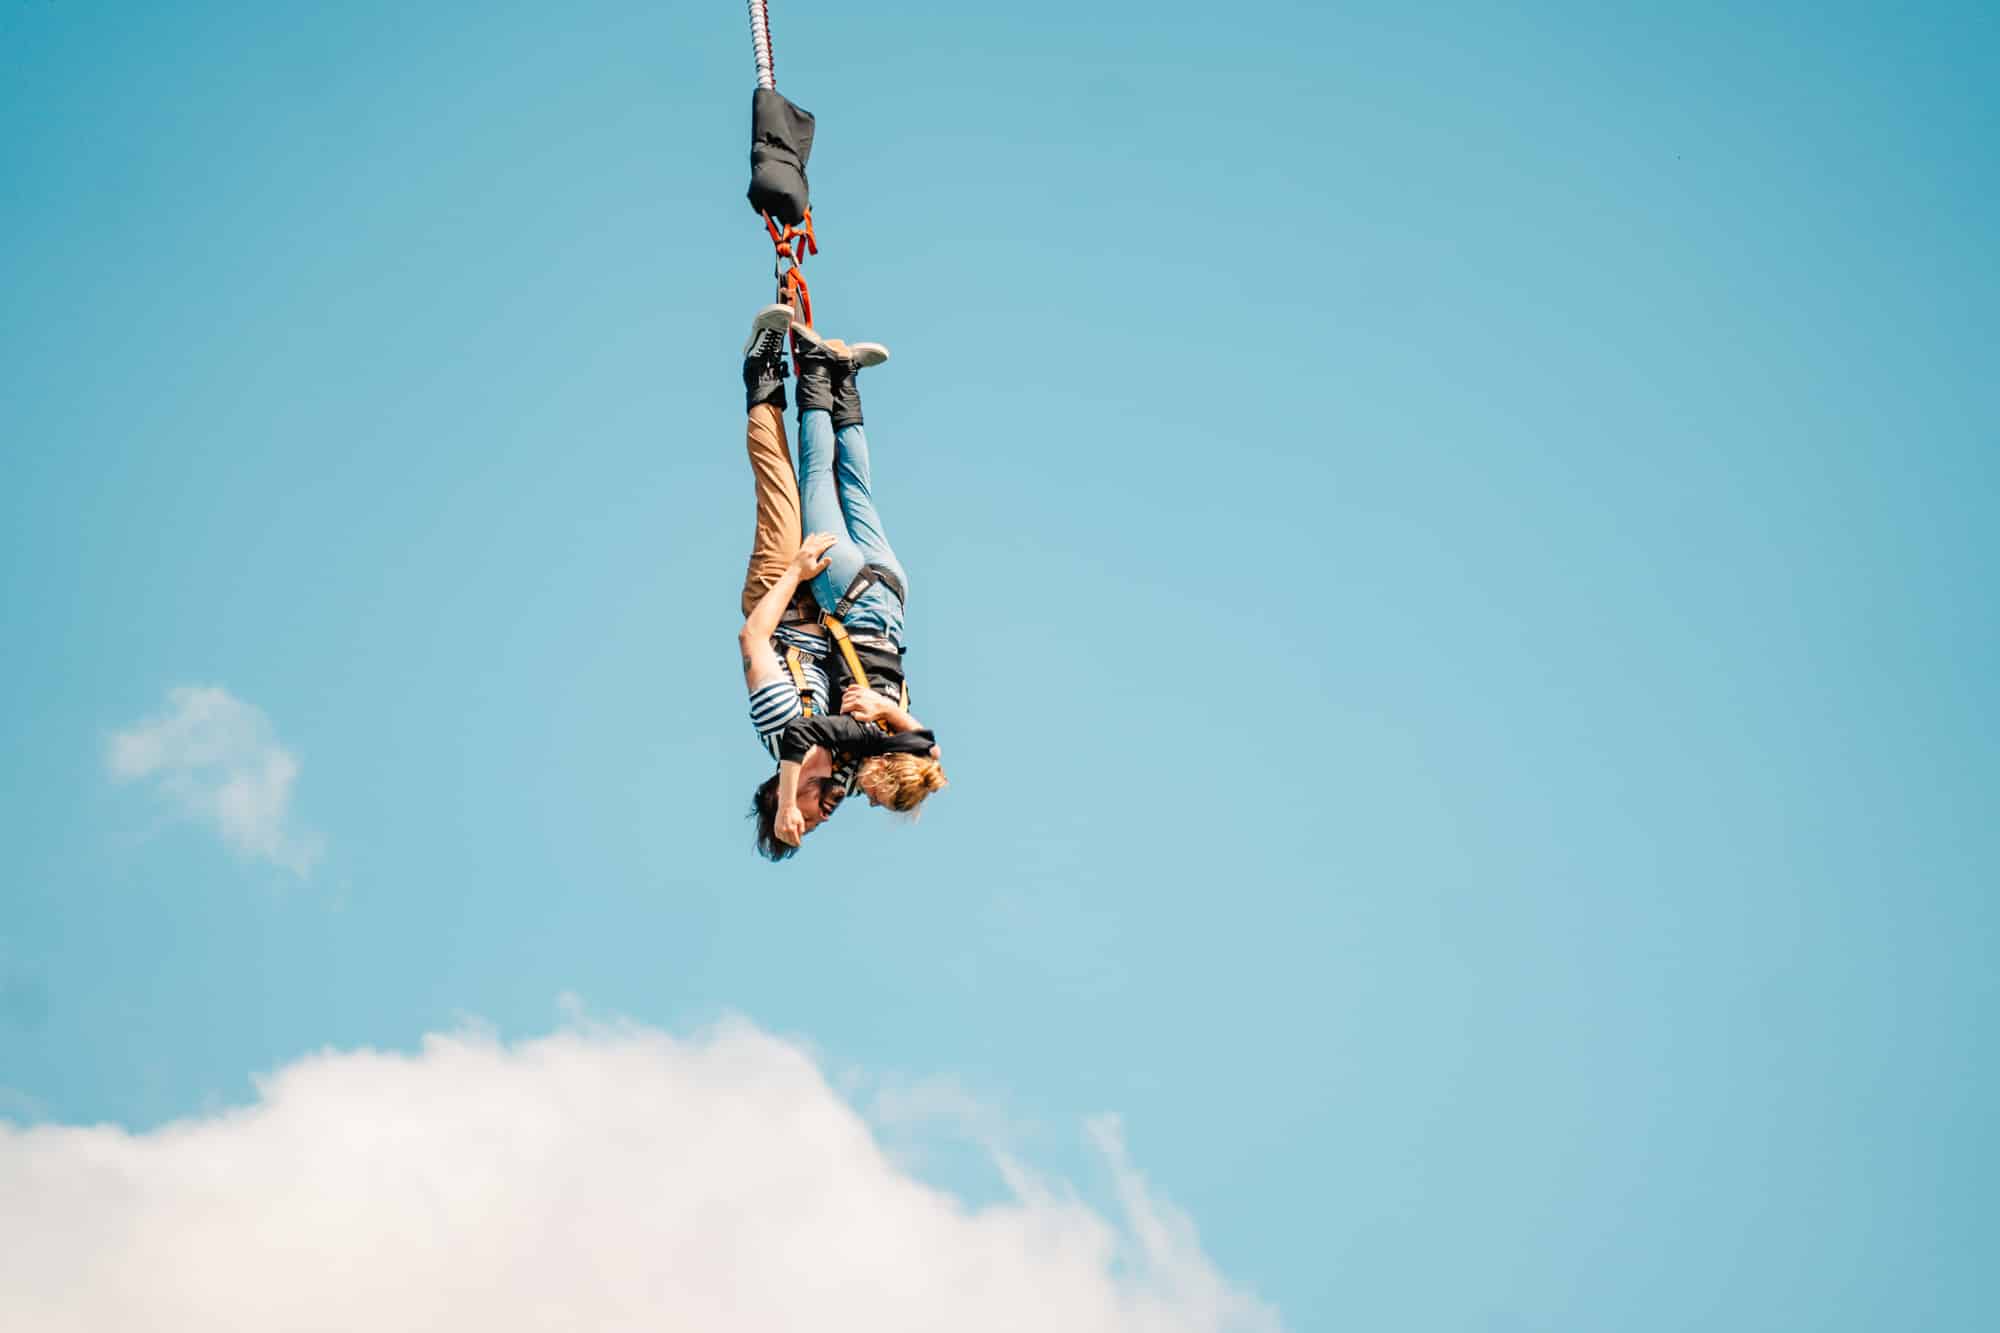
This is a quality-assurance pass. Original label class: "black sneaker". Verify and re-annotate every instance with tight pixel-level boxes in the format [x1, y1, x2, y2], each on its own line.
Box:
[742, 304, 793, 412]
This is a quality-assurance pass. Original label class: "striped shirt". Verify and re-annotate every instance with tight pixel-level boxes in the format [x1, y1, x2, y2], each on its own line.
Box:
[747, 628, 859, 796]
[749, 627, 832, 758]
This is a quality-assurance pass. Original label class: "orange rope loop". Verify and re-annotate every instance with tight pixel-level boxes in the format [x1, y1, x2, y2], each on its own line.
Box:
[781, 266, 813, 331]
[762, 209, 817, 266]
[762, 208, 818, 329]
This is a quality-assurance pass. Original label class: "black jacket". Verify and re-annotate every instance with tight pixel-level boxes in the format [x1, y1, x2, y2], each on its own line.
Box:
[827, 639, 908, 706]
[775, 715, 936, 765]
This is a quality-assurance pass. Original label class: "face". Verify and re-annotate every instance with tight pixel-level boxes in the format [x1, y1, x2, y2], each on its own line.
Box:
[792, 748, 846, 834]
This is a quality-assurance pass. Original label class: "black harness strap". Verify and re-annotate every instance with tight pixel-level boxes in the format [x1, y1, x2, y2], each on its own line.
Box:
[821, 564, 910, 710]
[829, 563, 906, 620]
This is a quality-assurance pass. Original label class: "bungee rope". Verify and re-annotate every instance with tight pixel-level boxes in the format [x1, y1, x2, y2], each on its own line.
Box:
[747, 0, 776, 91]
[746, 1, 816, 330]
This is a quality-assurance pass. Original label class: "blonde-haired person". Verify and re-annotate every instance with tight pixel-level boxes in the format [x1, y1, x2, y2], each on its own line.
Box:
[852, 741, 950, 814]
[765, 319, 946, 851]
[770, 679, 944, 846]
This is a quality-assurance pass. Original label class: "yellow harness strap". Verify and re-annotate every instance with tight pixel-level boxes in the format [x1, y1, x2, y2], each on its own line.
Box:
[823, 615, 913, 716]
[784, 646, 815, 717]
[820, 615, 871, 692]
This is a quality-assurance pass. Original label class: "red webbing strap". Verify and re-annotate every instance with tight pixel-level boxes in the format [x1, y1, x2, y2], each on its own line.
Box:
[763, 208, 818, 331]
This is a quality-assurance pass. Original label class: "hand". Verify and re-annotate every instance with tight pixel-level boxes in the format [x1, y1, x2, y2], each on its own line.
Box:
[790, 533, 836, 580]
[842, 685, 896, 725]
[774, 806, 807, 847]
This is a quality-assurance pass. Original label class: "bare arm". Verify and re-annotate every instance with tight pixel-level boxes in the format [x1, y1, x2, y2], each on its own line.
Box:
[739, 534, 835, 690]
[842, 686, 923, 734]
[774, 758, 807, 845]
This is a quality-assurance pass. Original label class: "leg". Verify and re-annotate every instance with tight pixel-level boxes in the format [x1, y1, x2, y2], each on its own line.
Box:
[819, 340, 903, 587]
[739, 304, 813, 617]
[827, 404, 907, 643]
[794, 325, 902, 636]
[796, 406, 869, 610]
[832, 422, 907, 592]
[740, 403, 803, 617]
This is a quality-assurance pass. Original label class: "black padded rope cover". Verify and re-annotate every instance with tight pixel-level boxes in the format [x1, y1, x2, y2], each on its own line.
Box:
[748, 88, 815, 225]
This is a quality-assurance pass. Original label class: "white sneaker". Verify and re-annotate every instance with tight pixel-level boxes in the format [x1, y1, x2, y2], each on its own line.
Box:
[742, 303, 794, 360]
[791, 320, 891, 369]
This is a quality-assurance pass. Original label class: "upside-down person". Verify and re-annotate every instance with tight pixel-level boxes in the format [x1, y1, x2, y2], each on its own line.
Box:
[736, 306, 946, 859]
[735, 305, 844, 855]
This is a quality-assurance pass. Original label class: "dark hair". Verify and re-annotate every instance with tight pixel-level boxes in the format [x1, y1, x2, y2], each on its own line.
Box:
[750, 773, 798, 862]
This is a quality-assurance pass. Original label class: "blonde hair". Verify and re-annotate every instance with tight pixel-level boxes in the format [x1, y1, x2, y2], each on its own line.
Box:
[857, 753, 948, 814]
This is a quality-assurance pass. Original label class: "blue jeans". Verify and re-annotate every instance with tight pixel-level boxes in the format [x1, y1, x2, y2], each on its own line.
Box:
[797, 409, 908, 645]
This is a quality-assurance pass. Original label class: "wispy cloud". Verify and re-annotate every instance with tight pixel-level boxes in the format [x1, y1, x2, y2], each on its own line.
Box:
[107, 686, 322, 875]
[0, 1016, 1281, 1333]
[871, 1073, 1022, 1152]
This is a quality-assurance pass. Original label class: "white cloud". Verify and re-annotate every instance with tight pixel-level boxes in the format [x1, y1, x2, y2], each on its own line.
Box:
[0, 1017, 1280, 1333]
[107, 685, 322, 874]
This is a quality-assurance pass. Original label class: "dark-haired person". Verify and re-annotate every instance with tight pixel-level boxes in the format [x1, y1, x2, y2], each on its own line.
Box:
[735, 304, 845, 858]
[743, 315, 947, 858]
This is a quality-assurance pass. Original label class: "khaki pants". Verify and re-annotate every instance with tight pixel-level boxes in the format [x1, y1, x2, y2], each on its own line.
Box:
[740, 403, 818, 620]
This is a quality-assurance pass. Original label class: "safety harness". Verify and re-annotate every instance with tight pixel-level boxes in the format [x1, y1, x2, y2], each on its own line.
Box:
[820, 563, 910, 710]
[779, 564, 909, 719]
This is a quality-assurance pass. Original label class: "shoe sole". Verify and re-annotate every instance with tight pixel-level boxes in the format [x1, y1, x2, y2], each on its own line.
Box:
[793, 321, 890, 369]
[788, 319, 831, 355]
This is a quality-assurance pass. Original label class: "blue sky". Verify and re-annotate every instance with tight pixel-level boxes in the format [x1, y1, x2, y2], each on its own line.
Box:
[2, 1, 1995, 1328]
